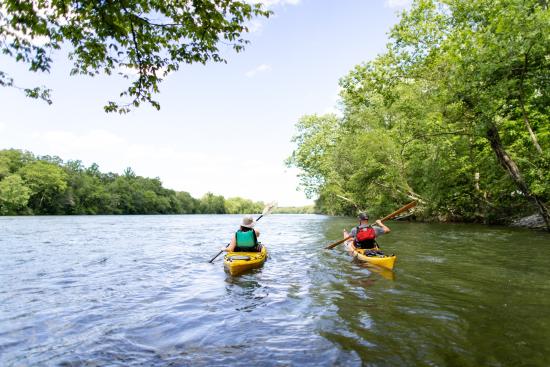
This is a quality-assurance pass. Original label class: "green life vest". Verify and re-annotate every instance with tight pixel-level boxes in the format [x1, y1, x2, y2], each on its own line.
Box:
[235, 230, 257, 249]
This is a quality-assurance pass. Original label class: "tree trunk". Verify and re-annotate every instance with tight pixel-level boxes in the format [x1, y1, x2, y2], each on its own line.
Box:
[486, 123, 550, 231]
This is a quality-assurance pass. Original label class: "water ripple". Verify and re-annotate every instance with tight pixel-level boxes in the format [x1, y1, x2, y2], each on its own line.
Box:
[1, 216, 549, 366]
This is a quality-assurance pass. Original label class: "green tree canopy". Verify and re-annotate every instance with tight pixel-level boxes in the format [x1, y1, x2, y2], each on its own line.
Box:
[288, 0, 549, 228]
[19, 160, 68, 214]
[224, 196, 263, 214]
[0, 174, 31, 214]
[199, 192, 226, 214]
[0, 0, 271, 112]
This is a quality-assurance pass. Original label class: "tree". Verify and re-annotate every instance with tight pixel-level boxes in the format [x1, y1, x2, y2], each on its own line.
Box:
[19, 161, 68, 213]
[199, 192, 225, 214]
[0, 156, 9, 179]
[0, 174, 31, 214]
[390, 0, 550, 228]
[0, 149, 34, 175]
[286, 114, 343, 200]
[288, 0, 549, 228]
[176, 191, 199, 213]
[0, 0, 271, 113]
[224, 196, 263, 214]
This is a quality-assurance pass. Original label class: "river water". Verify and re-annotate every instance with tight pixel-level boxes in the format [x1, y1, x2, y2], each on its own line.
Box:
[1, 215, 549, 366]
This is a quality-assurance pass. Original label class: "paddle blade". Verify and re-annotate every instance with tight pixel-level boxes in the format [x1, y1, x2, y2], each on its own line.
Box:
[262, 201, 278, 216]
[379, 201, 417, 222]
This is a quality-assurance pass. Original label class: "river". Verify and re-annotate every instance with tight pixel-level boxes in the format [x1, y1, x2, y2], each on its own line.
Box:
[1, 215, 549, 366]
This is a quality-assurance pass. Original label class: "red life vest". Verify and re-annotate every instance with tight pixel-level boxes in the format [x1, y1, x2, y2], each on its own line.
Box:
[354, 226, 376, 249]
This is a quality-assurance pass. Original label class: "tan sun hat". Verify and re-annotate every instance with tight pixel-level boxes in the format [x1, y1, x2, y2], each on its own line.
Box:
[241, 215, 256, 228]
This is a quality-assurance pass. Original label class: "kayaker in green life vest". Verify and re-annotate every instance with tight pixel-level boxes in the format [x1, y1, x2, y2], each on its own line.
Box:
[222, 215, 261, 253]
[344, 212, 390, 252]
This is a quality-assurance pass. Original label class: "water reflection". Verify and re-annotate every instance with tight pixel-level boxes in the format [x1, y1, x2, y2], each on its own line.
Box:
[225, 274, 269, 312]
[352, 261, 396, 282]
[343, 244, 397, 281]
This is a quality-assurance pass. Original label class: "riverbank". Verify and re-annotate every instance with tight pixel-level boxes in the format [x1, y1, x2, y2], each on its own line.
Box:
[510, 213, 547, 230]
[393, 212, 549, 231]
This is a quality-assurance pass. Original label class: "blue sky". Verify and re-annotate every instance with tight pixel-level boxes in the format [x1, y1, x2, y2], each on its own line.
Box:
[0, 0, 411, 206]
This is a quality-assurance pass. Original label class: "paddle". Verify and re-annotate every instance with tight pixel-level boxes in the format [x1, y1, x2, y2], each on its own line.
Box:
[208, 201, 277, 263]
[324, 201, 417, 250]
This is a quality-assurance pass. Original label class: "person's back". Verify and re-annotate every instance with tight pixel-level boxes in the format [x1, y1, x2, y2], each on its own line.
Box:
[345, 212, 390, 251]
[222, 215, 261, 253]
[353, 224, 378, 249]
[234, 226, 259, 252]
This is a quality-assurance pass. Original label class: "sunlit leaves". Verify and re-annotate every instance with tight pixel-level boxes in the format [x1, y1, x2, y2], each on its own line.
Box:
[0, 174, 31, 214]
[0, 0, 271, 112]
[288, 0, 549, 224]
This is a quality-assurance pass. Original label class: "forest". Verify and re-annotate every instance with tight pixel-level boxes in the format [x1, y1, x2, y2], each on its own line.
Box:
[0, 148, 300, 215]
[288, 0, 549, 228]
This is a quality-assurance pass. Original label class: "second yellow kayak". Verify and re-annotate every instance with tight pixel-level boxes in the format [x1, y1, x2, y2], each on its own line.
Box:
[344, 240, 397, 270]
[224, 245, 268, 276]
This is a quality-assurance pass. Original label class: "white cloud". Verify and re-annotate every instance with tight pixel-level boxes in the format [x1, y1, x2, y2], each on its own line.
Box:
[385, 0, 413, 9]
[245, 64, 272, 78]
[0, 122, 5, 133]
[243, 0, 301, 34]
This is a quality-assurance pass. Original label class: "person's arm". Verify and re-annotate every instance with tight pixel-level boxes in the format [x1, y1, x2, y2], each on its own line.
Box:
[254, 228, 260, 238]
[375, 219, 390, 233]
[223, 235, 237, 252]
[344, 229, 357, 251]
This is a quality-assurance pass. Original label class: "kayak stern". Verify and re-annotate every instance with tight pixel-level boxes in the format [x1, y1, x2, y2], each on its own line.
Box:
[224, 245, 268, 276]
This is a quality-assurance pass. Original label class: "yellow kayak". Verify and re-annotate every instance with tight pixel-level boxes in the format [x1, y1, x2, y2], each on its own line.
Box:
[344, 240, 397, 270]
[224, 245, 267, 276]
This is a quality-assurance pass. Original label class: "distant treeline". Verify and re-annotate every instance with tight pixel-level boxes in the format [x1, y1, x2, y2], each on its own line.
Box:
[0, 149, 309, 215]
[273, 206, 316, 214]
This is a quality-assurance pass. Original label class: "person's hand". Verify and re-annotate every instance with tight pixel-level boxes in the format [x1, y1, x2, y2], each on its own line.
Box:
[343, 228, 347, 235]
[220, 247, 227, 252]
[375, 219, 383, 225]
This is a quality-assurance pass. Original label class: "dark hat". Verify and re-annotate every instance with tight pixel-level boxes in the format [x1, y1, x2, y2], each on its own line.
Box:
[358, 212, 369, 220]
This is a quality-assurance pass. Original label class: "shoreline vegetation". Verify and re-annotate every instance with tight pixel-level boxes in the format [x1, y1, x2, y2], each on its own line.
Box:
[1, 1, 547, 231]
[0, 148, 544, 229]
[0, 149, 314, 216]
[286, 0, 549, 231]
[0, 149, 544, 229]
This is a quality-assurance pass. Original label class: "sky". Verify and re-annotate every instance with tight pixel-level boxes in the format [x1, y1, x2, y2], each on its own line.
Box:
[0, 0, 411, 206]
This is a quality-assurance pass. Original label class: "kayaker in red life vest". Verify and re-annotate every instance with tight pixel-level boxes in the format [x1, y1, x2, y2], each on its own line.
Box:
[344, 212, 390, 252]
[221, 215, 261, 253]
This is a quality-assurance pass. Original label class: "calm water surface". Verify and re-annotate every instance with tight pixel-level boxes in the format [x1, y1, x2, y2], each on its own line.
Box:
[1, 215, 549, 366]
